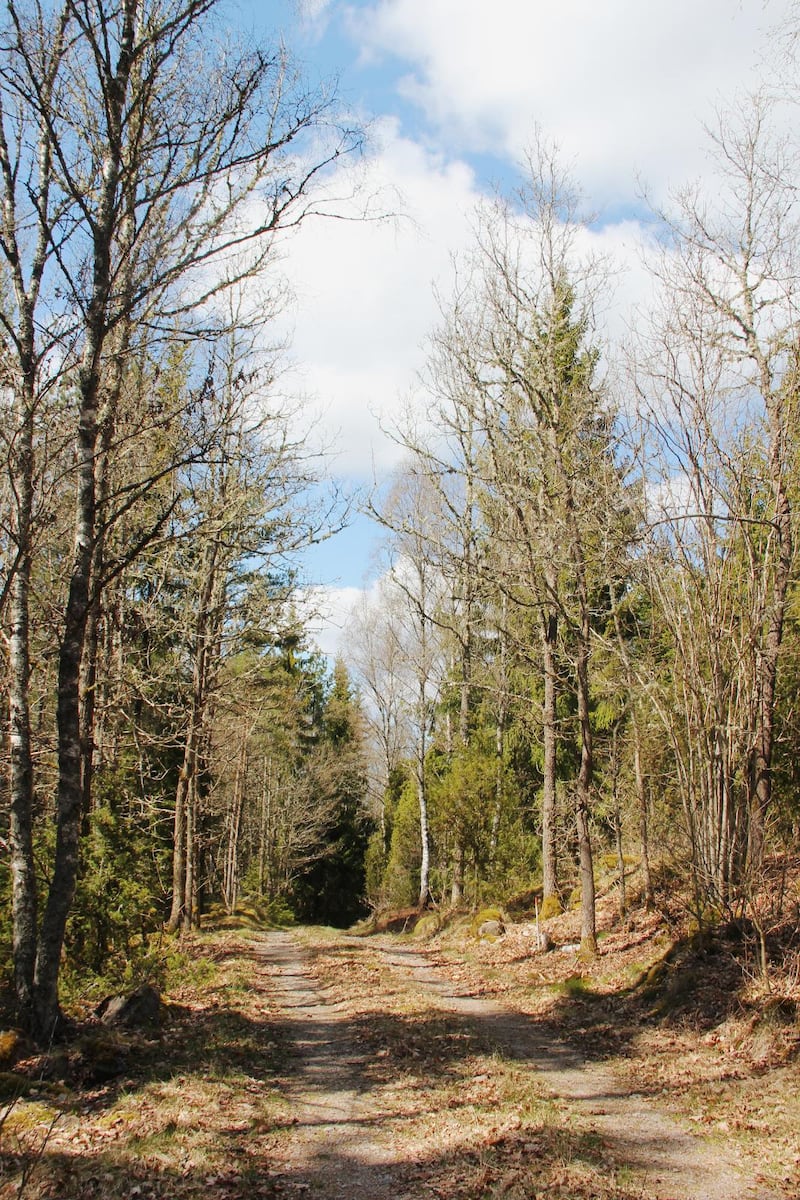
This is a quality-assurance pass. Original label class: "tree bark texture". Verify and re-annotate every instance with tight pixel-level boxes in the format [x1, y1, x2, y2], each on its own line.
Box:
[541, 608, 559, 905]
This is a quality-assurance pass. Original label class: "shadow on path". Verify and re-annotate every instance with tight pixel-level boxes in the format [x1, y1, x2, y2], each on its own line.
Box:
[365, 939, 776, 1200]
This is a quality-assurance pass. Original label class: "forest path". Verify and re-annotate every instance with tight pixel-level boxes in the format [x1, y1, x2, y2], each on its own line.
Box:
[375, 941, 774, 1200]
[258, 929, 777, 1200]
[258, 931, 410, 1198]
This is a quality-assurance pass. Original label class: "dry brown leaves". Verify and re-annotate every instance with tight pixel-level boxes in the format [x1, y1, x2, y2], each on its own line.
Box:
[2, 896, 799, 1200]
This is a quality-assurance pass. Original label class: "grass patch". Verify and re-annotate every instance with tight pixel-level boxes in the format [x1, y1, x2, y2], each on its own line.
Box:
[552, 974, 592, 998]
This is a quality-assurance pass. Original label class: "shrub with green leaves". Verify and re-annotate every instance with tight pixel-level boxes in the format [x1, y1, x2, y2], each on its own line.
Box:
[64, 798, 166, 994]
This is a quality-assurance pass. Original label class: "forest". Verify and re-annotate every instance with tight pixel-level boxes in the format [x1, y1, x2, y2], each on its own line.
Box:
[1, 0, 800, 1051]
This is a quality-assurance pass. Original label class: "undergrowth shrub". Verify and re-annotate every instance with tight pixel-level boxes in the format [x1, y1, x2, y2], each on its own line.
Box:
[66, 803, 162, 976]
[380, 779, 423, 909]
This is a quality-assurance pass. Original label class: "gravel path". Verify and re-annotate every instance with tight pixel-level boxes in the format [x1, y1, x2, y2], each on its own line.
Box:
[378, 942, 776, 1200]
[258, 930, 777, 1200]
[257, 932, 403, 1198]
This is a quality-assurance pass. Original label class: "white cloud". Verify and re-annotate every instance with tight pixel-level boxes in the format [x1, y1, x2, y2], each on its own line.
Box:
[279, 126, 665, 476]
[299, 0, 332, 21]
[347, 0, 789, 205]
[265, 0, 797, 594]
[275, 128, 669, 531]
[278, 120, 482, 476]
[299, 584, 367, 658]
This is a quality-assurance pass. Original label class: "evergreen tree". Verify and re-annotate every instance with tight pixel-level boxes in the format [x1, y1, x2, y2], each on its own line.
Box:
[292, 660, 372, 927]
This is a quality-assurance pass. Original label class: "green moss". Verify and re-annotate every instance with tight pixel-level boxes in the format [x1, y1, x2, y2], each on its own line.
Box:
[412, 913, 441, 940]
[0, 1030, 23, 1069]
[469, 906, 504, 932]
[552, 974, 591, 997]
[539, 894, 562, 920]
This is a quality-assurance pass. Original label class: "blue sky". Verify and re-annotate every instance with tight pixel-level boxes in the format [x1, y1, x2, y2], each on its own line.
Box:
[225, 0, 791, 655]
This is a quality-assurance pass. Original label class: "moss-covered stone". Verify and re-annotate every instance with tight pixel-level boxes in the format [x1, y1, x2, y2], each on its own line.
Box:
[539, 894, 563, 920]
[412, 913, 441, 940]
[470, 907, 505, 940]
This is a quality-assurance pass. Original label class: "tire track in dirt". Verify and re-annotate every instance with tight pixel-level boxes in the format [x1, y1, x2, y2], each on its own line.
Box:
[256, 932, 404, 1199]
[377, 941, 778, 1200]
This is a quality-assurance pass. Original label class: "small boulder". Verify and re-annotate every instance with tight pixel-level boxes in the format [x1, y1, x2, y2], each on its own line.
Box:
[79, 1038, 129, 1084]
[534, 928, 553, 953]
[412, 913, 441, 940]
[97, 984, 162, 1029]
[477, 919, 504, 940]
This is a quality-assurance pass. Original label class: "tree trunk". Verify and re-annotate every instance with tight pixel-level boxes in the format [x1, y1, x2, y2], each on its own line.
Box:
[8, 460, 37, 1018]
[490, 713, 504, 858]
[632, 720, 654, 909]
[29, 0, 139, 1040]
[416, 600, 432, 910]
[1, 0, 69, 1034]
[575, 631, 597, 955]
[576, 796, 596, 953]
[79, 353, 125, 824]
[609, 582, 653, 910]
[541, 607, 559, 906]
[611, 724, 627, 919]
[417, 771, 431, 909]
[417, 667, 431, 909]
[79, 594, 100, 827]
[183, 776, 196, 933]
[258, 758, 270, 897]
[167, 768, 188, 932]
[33, 338, 101, 1037]
[224, 742, 246, 914]
[748, 474, 792, 872]
[167, 542, 220, 931]
[451, 843, 464, 906]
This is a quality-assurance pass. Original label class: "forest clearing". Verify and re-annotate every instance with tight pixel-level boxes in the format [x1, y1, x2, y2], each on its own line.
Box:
[1, 882, 799, 1200]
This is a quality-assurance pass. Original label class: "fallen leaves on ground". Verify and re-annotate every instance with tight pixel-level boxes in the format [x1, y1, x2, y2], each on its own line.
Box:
[1, 895, 799, 1199]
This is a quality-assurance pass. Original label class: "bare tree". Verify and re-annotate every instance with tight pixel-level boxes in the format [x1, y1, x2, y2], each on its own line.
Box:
[634, 94, 799, 915]
[427, 144, 623, 951]
[345, 582, 411, 829]
[0, 0, 360, 1038]
[382, 376, 492, 903]
[0, 0, 72, 1021]
[165, 325, 341, 931]
[371, 468, 449, 909]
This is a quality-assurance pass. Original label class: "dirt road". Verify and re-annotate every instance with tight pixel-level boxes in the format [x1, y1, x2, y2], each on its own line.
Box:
[255, 932, 401, 1198]
[259, 929, 777, 1200]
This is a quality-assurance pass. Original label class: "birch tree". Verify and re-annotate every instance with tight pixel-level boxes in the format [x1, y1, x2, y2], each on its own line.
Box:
[0, 0, 359, 1038]
[372, 469, 448, 909]
[384, 384, 491, 903]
